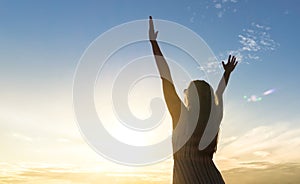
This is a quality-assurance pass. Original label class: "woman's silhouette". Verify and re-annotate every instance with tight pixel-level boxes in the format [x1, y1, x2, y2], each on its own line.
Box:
[149, 16, 238, 184]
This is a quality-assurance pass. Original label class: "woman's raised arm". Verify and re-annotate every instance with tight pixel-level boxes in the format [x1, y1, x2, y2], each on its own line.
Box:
[216, 55, 238, 97]
[149, 16, 185, 128]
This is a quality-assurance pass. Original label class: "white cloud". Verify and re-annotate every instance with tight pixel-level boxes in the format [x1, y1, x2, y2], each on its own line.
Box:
[215, 3, 222, 9]
[189, 17, 194, 23]
[217, 49, 247, 64]
[11, 132, 33, 142]
[247, 54, 259, 60]
[252, 22, 271, 31]
[217, 123, 300, 170]
[187, 0, 240, 20]
[284, 10, 289, 15]
[238, 34, 260, 52]
[213, 0, 240, 18]
[253, 151, 270, 157]
[198, 56, 222, 74]
[219, 22, 279, 63]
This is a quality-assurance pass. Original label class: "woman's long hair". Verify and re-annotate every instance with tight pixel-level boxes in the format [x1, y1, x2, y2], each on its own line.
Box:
[185, 80, 218, 153]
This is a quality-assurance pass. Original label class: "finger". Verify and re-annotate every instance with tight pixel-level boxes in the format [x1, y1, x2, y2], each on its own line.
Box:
[222, 61, 225, 68]
[155, 31, 159, 38]
[232, 61, 238, 70]
[234, 61, 238, 67]
[149, 16, 154, 27]
[228, 55, 231, 63]
[233, 56, 237, 64]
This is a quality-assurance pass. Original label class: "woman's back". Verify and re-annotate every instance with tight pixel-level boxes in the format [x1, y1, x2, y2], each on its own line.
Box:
[172, 94, 224, 184]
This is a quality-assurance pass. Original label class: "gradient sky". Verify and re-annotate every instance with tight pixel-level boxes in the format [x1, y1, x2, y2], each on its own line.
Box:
[1, 0, 300, 183]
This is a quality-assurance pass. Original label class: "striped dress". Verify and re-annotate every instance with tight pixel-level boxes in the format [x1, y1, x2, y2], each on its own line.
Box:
[163, 80, 225, 184]
[172, 121, 225, 184]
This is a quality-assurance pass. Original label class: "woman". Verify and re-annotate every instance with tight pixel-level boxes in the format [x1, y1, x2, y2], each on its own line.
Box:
[149, 16, 238, 184]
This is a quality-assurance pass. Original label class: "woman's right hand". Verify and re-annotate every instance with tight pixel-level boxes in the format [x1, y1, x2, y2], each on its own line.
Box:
[149, 16, 158, 41]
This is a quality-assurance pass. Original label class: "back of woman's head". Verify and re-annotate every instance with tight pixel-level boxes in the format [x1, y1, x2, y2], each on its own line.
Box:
[185, 80, 213, 108]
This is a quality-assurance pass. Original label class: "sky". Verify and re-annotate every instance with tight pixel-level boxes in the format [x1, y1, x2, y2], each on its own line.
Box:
[1, 0, 300, 183]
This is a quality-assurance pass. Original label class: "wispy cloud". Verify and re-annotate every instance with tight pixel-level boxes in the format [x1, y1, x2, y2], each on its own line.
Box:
[0, 162, 172, 184]
[198, 56, 222, 74]
[222, 162, 300, 184]
[242, 22, 278, 52]
[239, 34, 260, 52]
[219, 22, 279, 63]
[195, 21, 278, 73]
[11, 132, 34, 142]
[217, 123, 300, 170]
[212, 0, 239, 18]
[1, 161, 300, 184]
[215, 3, 222, 9]
[186, 0, 240, 23]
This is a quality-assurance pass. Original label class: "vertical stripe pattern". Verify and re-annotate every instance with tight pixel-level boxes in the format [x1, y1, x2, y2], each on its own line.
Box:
[173, 153, 225, 184]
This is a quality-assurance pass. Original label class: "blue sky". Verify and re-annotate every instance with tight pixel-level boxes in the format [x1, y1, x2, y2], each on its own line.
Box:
[1, 0, 300, 183]
[1, 0, 299, 128]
